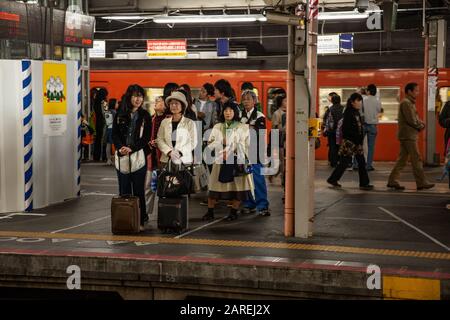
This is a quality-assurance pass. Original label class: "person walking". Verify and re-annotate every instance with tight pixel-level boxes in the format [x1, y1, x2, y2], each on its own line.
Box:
[387, 83, 435, 190]
[201, 101, 254, 222]
[327, 93, 373, 190]
[112, 84, 152, 231]
[363, 84, 382, 171]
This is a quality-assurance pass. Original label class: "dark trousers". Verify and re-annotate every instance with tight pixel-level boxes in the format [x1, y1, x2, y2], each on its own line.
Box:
[117, 165, 147, 225]
[328, 153, 370, 187]
[327, 134, 339, 167]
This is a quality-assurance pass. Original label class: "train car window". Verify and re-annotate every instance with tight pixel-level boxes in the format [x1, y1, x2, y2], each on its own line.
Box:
[318, 87, 356, 118]
[319, 87, 400, 123]
[377, 87, 400, 123]
[266, 87, 284, 120]
[143, 88, 164, 116]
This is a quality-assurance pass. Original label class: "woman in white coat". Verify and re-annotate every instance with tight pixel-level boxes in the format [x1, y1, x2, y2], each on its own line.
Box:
[156, 91, 197, 166]
[202, 101, 254, 222]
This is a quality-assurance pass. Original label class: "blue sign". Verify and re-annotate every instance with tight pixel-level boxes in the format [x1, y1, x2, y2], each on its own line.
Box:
[217, 38, 229, 57]
[339, 33, 353, 54]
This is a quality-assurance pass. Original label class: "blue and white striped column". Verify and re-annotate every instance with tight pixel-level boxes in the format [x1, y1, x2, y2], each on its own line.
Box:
[77, 62, 82, 196]
[22, 60, 33, 211]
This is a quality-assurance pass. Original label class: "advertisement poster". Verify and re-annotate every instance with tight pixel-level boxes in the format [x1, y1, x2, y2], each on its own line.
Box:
[43, 62, 67, 136]
[147, 40, 187, 58]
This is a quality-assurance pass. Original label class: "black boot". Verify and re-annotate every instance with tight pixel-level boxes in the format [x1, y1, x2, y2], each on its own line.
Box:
[202, 208, 214, 221]
[224, 208, 238, 221]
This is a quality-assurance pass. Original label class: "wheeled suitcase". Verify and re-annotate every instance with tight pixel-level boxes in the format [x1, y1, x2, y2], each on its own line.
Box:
[157, 196, 188, 234]
[111, 195, 140, 234]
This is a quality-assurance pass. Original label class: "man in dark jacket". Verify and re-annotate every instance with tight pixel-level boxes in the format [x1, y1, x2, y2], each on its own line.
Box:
[387, 83, 434, 190]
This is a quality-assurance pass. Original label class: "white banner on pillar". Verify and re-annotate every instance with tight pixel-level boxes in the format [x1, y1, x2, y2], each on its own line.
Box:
[428, 76, 437, 112]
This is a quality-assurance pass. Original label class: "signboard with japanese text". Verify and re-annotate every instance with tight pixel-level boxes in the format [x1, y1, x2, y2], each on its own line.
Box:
[318, 35, 340, 54]
[89, 40, 106, 58]
[43, 62, 67, 136]
[0, 1, 27, 40]
[64, 11, 95, 48]
[147, 40, 187, 58]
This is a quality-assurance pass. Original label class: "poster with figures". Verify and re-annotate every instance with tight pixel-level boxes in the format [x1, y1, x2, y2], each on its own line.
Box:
[43, 62, 67, 136]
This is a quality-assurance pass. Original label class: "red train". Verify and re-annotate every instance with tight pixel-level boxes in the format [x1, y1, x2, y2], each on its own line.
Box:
[90, 69, 450, 162]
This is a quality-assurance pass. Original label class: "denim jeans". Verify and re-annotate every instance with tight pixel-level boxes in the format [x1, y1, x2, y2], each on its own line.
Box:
[243, 163, 269, 211]
[364, 124, 377, 169]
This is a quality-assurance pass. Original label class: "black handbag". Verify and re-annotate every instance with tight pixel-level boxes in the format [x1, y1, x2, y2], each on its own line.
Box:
[218, 154, 251, 183]
[157, 161, 193, 198]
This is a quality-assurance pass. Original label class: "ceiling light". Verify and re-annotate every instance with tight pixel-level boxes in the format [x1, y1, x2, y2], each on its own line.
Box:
[101, 16, 152, 20]
[153, 14, 267, 24]
[318, 10, 381, 21]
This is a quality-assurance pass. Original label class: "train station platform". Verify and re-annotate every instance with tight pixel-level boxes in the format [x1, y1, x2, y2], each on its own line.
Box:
[0, 162, 449, 300]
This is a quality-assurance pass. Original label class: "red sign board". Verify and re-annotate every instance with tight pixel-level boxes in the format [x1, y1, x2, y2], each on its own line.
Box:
[146, 40, 187, 58]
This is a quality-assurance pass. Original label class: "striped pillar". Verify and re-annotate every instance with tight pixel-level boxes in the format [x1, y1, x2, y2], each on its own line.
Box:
[22, 60, 33, 211]
[77, 61, 82, 196]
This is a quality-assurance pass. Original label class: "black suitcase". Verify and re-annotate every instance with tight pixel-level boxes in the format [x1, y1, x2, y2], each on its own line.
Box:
[157, 196, 188, 234]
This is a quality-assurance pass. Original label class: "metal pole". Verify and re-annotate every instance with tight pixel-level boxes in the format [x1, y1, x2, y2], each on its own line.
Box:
[284, 25, 295, 237]
[293, 2, 316, 238]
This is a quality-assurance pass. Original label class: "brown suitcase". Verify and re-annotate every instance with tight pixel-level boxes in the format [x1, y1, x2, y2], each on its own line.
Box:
[111, 195, 140, 234]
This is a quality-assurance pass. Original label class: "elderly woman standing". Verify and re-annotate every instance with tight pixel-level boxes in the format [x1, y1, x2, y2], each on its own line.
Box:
[156, 91, 197, 166]
[202, 101, 254, 222]
[112, 84, 152, 231]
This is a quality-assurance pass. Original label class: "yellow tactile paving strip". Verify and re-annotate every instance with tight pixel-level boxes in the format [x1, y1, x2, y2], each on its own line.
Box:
[383, 276, 441, 300]
[0, 230, 449, 261]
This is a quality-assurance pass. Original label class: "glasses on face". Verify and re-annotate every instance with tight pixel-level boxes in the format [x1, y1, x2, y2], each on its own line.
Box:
[132, 94, 143, 99]
[169, 101, 181, 106]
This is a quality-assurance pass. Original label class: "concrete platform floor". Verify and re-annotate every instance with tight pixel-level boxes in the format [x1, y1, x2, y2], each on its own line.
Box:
[0, 161, 449, 299]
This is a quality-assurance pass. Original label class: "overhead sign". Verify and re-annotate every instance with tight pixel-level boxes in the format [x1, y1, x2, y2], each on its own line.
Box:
[217, 38, 229, 57]
[89, 40, 106, 58]
[339, 33, 354, 53]
[64, 11, 95, 48]
[0, 1, 28, 41]
[146, 40, 187, 58]
[318, 35, 340, 54]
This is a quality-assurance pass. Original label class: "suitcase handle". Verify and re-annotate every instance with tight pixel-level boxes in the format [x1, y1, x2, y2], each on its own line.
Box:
[117, 152, 134, 195]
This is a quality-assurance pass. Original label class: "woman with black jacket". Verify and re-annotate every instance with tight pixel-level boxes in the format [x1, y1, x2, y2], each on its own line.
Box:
[327, 93, 373, 190]
[112, 84, 152, 231]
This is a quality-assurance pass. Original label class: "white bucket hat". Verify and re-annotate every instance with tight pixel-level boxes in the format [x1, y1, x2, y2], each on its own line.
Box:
[165, 91, 188, 110]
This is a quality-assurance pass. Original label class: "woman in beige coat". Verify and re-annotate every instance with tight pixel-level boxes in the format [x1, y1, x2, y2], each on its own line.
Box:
[202, 101, 254, 221]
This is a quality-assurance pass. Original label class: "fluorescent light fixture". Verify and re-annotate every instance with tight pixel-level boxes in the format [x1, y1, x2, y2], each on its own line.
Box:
[101, 16, 152, 20]
[318, 10, 381, 21]
[153, 14, 267, 24]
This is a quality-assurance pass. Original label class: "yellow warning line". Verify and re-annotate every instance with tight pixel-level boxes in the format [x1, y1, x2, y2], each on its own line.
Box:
[0, 230, 449, 261]
[383, 276, 441, 300]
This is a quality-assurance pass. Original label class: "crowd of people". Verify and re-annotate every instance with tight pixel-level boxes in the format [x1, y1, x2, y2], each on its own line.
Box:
[102, 80, 287, 231]
[323, 82, 436, 191]
[82, 79, 450, 230]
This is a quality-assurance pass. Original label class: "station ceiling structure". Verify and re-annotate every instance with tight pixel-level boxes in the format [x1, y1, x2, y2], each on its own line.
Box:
[89, 0, 450, 69]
